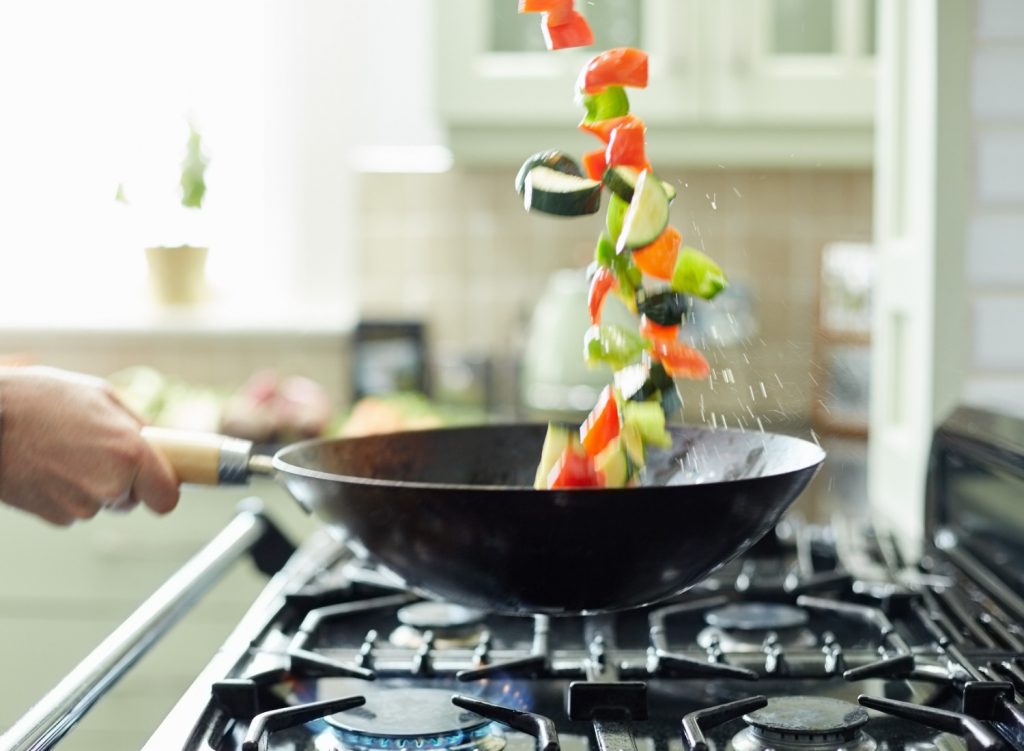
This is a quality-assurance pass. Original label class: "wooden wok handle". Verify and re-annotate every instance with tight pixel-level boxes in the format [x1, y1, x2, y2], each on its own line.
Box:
[141, 427, 266, 485]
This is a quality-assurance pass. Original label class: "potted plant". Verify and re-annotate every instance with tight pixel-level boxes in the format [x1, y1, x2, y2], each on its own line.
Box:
[138, 121, 211, 306]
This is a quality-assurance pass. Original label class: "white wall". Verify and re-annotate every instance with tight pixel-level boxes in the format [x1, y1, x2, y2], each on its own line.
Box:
[963, 0, 1024, 413]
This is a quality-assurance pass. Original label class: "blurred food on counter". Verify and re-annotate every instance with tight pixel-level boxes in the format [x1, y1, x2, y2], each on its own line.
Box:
[337, 392, 444, 438]
[108, 366, 333, 442]
[109, 366, 223, 433]
[109, 366, 484, 444]
[220, 370, 332, 443]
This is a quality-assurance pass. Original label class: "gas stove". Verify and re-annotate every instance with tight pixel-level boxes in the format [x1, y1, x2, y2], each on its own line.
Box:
[5, 406, 1024, 751]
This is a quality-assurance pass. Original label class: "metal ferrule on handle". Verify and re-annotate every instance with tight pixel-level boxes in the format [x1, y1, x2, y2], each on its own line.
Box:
[0, 507, 270, 751]
[218, 436, 256, 483]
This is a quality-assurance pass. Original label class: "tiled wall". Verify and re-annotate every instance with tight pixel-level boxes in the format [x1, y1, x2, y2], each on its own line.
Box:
[357, 167, 872, 425]
[966, 0, 1024, 410]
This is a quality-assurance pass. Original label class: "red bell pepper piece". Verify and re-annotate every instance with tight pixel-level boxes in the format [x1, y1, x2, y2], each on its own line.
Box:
[519, 0, 571, 12]
[632, 225, 681, 280]
[651, 339, 710, 379]
[581, 148, 607, 181]
[578, 114, 642, 144]
[548, 444, 604, 488]
[579, 385, 620, 457]
[588, 266, 616, 324]
[605, 119, 646, 169]
[543, 9, 594, 50]
[639, 315, 680, 343]
[579, 47, 649, 94]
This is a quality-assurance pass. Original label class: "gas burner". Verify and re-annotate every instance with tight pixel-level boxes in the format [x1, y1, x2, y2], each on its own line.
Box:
[390, 602, 487, 649]
[325, 688, 505, 751]
[731, 696, 876, 751]
[697, 603, 817, 652]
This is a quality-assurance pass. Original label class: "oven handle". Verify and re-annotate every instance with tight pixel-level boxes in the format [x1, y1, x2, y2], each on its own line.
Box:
[0, 503, 276, 751]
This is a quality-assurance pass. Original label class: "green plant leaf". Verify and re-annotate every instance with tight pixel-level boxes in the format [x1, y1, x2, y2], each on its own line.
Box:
[180, 122, 209, 209]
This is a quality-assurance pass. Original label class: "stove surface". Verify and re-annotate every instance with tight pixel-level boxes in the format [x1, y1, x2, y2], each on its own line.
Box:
[140, 511, 1024, 751]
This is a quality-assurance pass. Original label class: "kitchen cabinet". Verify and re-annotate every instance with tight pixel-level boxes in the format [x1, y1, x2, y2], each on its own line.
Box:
[435, 0, 876, 167]
[0, 485, 316, 750]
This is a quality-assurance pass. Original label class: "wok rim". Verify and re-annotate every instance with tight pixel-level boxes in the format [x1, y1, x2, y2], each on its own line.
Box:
[270, 423, 827, 493]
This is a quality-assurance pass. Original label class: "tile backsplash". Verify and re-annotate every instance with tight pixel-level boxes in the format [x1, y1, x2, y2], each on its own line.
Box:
[357, 167, 872, 424]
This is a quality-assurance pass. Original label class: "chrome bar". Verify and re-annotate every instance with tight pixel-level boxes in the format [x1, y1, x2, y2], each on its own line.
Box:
[0, 505, 269, 751]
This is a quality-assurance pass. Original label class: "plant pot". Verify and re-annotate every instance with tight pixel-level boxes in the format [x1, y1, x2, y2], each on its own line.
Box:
[145, 245, 209, 306]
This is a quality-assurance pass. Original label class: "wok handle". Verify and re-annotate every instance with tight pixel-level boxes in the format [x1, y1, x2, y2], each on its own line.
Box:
[141, 427, 269, 485]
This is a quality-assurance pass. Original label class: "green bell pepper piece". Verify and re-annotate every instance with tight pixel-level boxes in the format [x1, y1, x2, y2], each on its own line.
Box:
[579, 85, 630, 124]
[606, 193, 629, 242]
[670, 246, 728, 300]
[584, 324, 650, 370]
[594, 232, 641, 302]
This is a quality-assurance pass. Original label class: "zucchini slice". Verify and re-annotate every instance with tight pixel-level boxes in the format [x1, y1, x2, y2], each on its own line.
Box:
[533, 423, 572, 489]
[515, 150, 582, 195]
[616, 170, 670, 250]
[603, 165, 677, 204]
[636, 289, 692, 326]
[524, 166, 602, 217]
[615, 361, 674, 402]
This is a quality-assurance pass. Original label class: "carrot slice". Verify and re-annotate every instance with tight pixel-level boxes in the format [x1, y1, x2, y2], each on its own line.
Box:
[631, 225, 681, 280]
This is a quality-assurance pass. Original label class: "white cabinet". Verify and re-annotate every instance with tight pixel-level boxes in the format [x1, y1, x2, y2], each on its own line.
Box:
[435, 0, 875, 167]
[706, 0, 875, 124]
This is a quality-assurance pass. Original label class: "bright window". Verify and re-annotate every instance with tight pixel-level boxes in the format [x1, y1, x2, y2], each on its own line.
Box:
[0, 0, 358, 328]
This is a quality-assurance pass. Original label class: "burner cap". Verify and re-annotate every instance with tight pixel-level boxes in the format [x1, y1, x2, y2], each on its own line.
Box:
[744, 696, 869, 734]
[397, 602, 486, 631]
[326, 688, 494, 747]
[704, 602, 809, 631]
[731, 697, 874, 751]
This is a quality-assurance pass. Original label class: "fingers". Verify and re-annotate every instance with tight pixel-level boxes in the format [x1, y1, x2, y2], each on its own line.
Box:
[132, 437, 180, 515]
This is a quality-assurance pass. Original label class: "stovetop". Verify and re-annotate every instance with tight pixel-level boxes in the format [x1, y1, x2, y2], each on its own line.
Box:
[142, 510, 1024, 751]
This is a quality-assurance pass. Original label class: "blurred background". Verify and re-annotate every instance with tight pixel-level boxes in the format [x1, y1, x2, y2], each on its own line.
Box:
[0, 0, 1020, 747]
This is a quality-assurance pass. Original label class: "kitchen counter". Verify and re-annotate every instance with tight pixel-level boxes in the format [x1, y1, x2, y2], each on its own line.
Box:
[0, 307, 354, 408]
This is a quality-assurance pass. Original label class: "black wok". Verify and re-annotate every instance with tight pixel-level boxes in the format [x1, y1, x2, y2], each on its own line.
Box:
[144, 423, 825, 615]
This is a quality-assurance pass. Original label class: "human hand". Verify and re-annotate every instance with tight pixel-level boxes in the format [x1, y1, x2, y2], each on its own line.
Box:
[0, 366, 180, 525]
